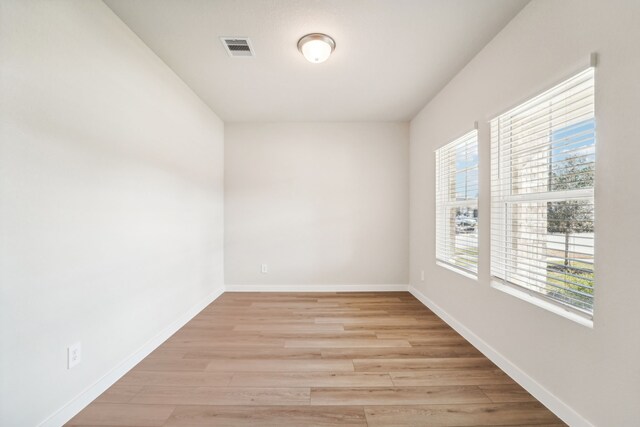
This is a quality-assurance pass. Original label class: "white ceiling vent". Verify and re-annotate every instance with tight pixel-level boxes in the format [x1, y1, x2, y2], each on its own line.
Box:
[220, 37, 254, 57]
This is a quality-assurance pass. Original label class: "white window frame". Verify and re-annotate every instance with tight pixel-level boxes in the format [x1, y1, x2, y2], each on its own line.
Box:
[435, 129, 479, 278]
[490, 67, 596, 324]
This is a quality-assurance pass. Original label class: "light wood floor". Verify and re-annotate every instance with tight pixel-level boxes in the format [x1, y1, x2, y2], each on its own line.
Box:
[67, 292, 564, 426]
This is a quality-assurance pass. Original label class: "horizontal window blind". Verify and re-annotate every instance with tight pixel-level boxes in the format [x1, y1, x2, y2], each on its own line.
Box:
[490, 68, 595, 315]
[436, 129, 479, 276]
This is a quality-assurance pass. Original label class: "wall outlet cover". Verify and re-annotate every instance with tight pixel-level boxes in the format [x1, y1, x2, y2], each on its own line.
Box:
[68, 342, 82, 369]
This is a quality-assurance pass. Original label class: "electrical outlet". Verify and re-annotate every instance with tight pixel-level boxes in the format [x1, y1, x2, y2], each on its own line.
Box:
[261, 263, 268, 273]
[421, 270, 425, 281]
[68, 342, 81, 369]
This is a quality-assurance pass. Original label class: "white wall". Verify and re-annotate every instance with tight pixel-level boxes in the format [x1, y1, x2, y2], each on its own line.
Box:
[409, 0, 640, 425]
[0, 1, 224, 426]
[225, 122, 408, 288]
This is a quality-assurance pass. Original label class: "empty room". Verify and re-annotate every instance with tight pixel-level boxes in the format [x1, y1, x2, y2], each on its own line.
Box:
[1, 0, 639, 426]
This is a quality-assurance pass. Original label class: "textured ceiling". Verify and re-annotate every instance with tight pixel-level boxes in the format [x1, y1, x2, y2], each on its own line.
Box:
[105, 0, 529, 122]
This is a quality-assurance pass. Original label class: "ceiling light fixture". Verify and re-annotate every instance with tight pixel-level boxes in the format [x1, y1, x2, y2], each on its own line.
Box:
[297, 33, 335, 64]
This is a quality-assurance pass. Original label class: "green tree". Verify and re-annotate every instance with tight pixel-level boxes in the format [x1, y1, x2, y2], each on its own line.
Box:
[547, 155, 594, 267]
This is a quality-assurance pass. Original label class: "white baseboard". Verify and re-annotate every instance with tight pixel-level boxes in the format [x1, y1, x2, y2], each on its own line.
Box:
[408, 285, 593, 427]
[224, 284, 409, 292]
[39, 287, 225, 427]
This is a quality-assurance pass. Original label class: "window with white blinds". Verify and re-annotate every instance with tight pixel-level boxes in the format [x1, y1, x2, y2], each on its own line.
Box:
[490, 68, 595, 316]
[436, 129, 479, 276]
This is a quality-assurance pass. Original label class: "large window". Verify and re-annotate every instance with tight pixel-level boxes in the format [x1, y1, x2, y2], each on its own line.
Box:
[436, 129, 479, 277]
[490, 68, 595, 317]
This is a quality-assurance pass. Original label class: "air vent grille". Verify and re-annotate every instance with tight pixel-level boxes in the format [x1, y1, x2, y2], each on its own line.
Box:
[220, 37, 254, 57]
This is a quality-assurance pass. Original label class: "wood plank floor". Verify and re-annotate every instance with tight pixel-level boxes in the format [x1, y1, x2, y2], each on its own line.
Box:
[66, 292, 565, 426]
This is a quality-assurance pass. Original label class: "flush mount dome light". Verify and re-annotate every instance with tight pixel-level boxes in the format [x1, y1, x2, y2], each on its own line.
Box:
[297, 33, 335, 63]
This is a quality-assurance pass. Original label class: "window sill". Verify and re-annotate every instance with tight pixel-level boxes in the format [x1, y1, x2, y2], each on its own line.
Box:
[436, 261, 478, 281]
[491, 280, 593, 328]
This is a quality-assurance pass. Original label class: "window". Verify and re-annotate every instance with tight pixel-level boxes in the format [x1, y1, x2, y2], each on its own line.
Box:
[436, 129, 479, 277]
[490, 68, 595, 317]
